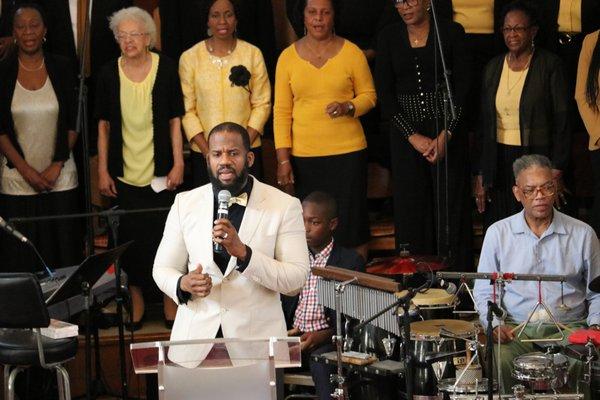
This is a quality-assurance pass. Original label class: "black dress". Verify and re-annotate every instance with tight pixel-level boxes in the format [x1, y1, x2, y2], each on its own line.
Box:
[375, 20, 473, 271]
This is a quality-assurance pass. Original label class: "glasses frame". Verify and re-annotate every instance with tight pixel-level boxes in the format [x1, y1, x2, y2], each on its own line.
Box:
[501, 25, 531, 35]
[394, 0, 419, 7]
[114, 31, 149, 42]
[517, 182, 556, 199]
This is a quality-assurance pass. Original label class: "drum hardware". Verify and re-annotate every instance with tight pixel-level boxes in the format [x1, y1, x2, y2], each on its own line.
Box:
[512, 384, 526, 399]
[582, 339, 598, 385]
[448, 395, 583, 400]
[331, 277, 358, 400]
[381, 335, 397, 359]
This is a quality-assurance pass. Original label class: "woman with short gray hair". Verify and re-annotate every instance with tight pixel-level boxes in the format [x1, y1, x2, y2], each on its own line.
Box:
[95, 6, 185, 330]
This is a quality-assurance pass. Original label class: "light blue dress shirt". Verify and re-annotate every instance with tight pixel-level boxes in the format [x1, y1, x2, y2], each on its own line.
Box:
[473, 209, 600, 328]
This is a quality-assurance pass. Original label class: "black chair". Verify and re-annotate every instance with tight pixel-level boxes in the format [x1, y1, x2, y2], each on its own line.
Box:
[0, 273, 78, 400]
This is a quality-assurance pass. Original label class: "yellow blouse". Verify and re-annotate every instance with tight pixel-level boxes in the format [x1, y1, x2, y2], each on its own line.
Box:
[274, 40, 377, 157]
[119, 52, 158, 187]
[575, 30, 600, 150]
[558, 0, 582, 33]
[452, 0, 494, 34]
[179, 39, 271, 152]
[496, 58, 529, 146]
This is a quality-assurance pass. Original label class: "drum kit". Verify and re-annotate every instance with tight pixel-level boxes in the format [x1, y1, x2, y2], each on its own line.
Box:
[312, 254, 600, 400]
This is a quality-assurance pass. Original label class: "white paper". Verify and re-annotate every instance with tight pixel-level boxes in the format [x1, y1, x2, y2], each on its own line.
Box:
[151, 176, 168, 193]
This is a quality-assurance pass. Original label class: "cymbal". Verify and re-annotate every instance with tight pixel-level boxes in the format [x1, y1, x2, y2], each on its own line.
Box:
[589, 275, 600, 293]
[366, 255, 447, 276]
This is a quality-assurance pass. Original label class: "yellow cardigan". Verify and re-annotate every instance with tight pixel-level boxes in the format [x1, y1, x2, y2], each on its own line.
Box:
[575, 30, 600, 150]
[273, 40, 376, 157]
[179, 39, 271, 151]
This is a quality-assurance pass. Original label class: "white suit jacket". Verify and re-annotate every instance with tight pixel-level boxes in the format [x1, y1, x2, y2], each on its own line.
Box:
[153, 178, 310, 342]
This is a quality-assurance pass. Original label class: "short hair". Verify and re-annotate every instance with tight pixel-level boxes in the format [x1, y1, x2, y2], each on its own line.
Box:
[203, 0, 240, 23]
[207, 122, 251, 151]
[501, 0, 539, 28]
[303, 191, 338, 220]
[512, 154, 553, 181]
[109, 7, 157, 48]
[300, 0, 341, 30]
[13, 3, 47, 27]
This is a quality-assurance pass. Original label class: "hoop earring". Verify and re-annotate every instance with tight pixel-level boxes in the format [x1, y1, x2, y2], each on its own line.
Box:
[43, 36, 47, 43]
[207, 27, 213, 37]
[303, 26, 307, 36]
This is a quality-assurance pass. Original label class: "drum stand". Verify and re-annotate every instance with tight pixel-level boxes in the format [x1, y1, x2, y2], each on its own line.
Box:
[331, 277, 357, 400]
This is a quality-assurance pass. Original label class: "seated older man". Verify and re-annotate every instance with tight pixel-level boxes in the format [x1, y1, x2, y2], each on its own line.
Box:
[473, 154, 600, 395]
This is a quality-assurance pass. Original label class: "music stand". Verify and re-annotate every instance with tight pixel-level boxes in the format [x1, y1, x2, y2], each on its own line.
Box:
[45, 241, 132, 400]
[45, 241, 131, 305]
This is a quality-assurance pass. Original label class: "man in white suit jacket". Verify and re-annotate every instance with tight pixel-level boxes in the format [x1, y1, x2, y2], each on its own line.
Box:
[153, 122, 310, 342]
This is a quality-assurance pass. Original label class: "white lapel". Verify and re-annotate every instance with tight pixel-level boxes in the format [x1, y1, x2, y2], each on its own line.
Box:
[223, 179, 266, 277]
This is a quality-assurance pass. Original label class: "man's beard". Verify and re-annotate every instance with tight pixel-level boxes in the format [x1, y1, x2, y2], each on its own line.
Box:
[208, 163, 249, 195]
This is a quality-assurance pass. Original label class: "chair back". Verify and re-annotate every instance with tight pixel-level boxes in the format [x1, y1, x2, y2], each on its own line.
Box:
[0, 273, 50, 328]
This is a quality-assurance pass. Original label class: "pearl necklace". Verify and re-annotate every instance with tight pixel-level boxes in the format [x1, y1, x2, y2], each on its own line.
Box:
[207, 38, 236, 68]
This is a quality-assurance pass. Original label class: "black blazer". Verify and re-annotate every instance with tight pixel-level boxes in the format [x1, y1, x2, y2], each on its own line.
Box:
[281, 243, 366, 330]
[0, 51, 76, 166]
[94, 54, 185, 179]
[33, 0, 131, 73]
[479, 48, 570, 185]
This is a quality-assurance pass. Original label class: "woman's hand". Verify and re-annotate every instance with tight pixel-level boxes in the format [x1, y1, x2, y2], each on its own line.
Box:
[325, 101, 353, 118]
[277, 161, 295, 194]
[423, 131, 448, 163]
[40, 162, 63, 188]
[98, 169, 117, 197]
[407, 133, 432, 154]
[166, 163, 184, 191]
[474, 175, 487, 214]
[19, 164, 52, 193]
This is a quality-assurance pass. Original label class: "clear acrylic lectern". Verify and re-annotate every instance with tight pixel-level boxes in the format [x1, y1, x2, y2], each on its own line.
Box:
[130, 337, 301, 400]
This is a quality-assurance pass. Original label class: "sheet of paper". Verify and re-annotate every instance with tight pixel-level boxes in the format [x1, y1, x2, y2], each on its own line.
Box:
[151, 176, 168, 193]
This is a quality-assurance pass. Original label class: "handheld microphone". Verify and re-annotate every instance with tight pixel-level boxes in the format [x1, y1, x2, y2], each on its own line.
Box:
[214, 190, 231, 253]
[0, 216, 28, 243]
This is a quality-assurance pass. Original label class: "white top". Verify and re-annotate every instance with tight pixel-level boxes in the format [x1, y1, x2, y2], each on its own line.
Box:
[69, 0, 78, 48]
[0, 78, 78, 195]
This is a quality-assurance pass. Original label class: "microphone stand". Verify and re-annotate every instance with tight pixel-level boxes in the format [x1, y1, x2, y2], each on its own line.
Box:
[331, 277, 357, 400]
[11, 206, 169, 400]
[352, 280, 430, 400]
[75, 0, 95, 258]
[429, 0, 456, 262]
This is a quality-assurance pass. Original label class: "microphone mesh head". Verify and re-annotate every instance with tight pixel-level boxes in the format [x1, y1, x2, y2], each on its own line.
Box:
[217, 190, 232, 203]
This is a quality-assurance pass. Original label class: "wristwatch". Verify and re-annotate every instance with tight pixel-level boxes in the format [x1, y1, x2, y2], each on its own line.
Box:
[346, 101, 355, 115]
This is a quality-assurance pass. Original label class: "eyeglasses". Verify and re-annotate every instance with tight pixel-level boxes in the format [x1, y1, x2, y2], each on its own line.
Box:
[394, 0, 419, 6]
[501, 26, 530, 35]
[115, 31, 148, 41]
[518, 182, 556, 199]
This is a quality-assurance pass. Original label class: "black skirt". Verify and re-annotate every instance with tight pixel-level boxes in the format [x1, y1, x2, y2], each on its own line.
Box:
[0, 189, 83, 273]
[114, 181, 175, 295]
[389, 121, 473, 271]
[292, 150, 369, 247]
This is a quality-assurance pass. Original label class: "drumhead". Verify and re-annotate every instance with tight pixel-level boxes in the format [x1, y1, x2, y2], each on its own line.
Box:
[410, 319, 476, 340]
[396, 288, 454, 307]
[513, 352, 568, 371]
[437, 378, 496, 393]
